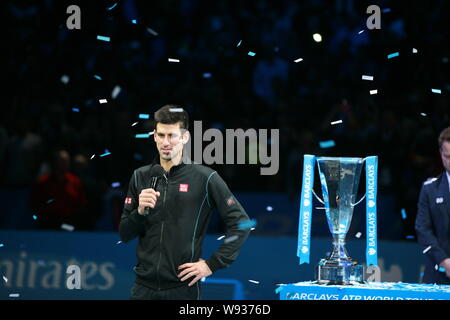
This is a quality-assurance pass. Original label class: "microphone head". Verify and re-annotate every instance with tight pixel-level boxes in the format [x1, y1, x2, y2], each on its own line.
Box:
[149, 164, 166, 177]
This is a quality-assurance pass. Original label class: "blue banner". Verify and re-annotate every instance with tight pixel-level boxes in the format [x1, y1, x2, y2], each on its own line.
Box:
[297, 155, 316, 264]
[365, 156, 378, 266]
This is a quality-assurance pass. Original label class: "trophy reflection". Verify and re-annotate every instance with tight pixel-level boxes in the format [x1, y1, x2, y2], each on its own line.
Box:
[315, 157, 365, 285]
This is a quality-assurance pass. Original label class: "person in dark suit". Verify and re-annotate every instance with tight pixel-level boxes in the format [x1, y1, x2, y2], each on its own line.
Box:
[416, 127, 450, 284]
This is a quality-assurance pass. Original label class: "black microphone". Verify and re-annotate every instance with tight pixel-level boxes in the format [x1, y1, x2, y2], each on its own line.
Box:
[144, 165, 166, 215]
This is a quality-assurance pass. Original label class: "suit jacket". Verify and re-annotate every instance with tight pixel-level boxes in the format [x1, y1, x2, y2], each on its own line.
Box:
[415, 172, 450, 284]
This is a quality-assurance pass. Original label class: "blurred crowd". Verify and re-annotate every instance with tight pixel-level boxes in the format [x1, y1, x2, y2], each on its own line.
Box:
[1, 0, 449, 237]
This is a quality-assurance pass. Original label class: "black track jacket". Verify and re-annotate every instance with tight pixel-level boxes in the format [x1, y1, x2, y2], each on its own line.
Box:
[119, 158, 251, 290]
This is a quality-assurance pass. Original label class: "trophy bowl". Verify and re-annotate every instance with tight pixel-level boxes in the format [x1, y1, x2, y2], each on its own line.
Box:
[315, 157, 365, 285]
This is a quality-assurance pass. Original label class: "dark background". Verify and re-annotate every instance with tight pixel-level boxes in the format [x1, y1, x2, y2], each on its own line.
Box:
[1, 0, 449, 239]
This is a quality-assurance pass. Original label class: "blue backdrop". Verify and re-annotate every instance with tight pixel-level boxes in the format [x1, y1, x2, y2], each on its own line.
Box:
[0, 230, 426, 300]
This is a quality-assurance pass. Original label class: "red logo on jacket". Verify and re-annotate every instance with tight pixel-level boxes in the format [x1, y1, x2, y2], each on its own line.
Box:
[124, 197, 132, 204]
[179, 184, 189, 192]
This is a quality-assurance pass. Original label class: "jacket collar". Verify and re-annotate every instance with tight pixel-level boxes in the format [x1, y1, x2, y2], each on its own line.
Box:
[151, 153, 191, 176]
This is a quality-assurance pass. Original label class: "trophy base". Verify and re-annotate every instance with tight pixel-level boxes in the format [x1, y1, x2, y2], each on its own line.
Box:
[315, 260, 365, 285]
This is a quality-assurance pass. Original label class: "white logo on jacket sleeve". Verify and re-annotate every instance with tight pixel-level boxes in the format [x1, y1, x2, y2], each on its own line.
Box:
[179, 184, 189, 192]
[436, 197, 444, 204]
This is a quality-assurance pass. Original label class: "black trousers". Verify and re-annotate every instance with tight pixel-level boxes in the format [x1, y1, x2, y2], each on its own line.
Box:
[130, 282, 201, 300]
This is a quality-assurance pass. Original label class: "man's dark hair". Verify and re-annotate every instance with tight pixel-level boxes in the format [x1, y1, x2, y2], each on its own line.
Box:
[439, 127, 450, 149]
[154, 104, 189, 131]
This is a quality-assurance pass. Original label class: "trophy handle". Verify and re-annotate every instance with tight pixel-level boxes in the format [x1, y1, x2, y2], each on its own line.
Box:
[311, 188, 325, 205]
[351, 193, 366, 207]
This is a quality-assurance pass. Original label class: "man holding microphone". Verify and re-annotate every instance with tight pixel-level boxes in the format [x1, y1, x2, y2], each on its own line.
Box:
[119, 105, 251, 299]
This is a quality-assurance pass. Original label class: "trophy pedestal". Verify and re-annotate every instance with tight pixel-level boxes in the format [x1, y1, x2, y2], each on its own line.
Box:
[316, 259, 365, 285]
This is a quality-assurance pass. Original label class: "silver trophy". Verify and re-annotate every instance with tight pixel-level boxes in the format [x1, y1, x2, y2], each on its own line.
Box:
[314, 157, 365, 285]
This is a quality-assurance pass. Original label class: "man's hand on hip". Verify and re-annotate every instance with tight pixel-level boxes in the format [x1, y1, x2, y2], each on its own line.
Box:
[178, 258, 212, 286]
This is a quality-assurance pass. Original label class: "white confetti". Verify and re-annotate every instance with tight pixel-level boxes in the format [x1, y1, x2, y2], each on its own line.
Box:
[217, 235, 225, 240]
[294, 58, 303, 63]
[132, 122, 138, 127]
[266, 206, 273, 211]
[90, 154, 95, 160]
[423, 246, 432, 254]
[112, 86, 121, 99]
[146, 28, 158, 36]
[355, 232, 362, 238]
[99, 99, 108, 104]
[169, 108, 184, 112]
[248, 280, 260, 284]
[358, 30, 364, 34]
[412, 48, 418, 53]
[3, 276, 7, 283]
[60, 75, 70, 84]
[315, 207, 326, 210]
[250, 227, 256, 231]
[331, 120, 343, 125]
[168, 58, 180, 63]
[116, 241, 122, 244]
[224, 235, 239, 244]
[369, 90, 378, 95]
[9, 293, 19, 298]
[362, 75, 374, 81]
[61, 224, 75, 232]
[420, 113, 427, 116]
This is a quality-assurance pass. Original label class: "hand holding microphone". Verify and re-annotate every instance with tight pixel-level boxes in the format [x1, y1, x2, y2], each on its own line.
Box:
[138, 165, 166, 216]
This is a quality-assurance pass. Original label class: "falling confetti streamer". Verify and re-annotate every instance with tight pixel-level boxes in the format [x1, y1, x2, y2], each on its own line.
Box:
[111, 182, 120, 188]
[116, 241, 122, 244]
[431, 89, 442, 94]
[99, 99, 108, 104]
[217, 235, 225, 241]
[111, 86, 121, 99]
[139, 114, 150, 119]
[131, 19, 137, 24]
[97, 35, 111, 42]
[412, 48, 418, 53]
[72, 108, 80, 112]
[90, 154, 95, 160]
[135, 133, 150, 139]
[369, 90, 378, 95]
[202, 73, 212, 78]
[362, 75, 374, 81]
[146, 28, 158, 36]
[247, 51, 256, 57]
[387, 52, 399, 59]
[61, 224, 75, 232]
[0, 244, 4, 248]
[32, 215, 37, 220]
[294, 58, 303, 63]
[169, 108, 184, 112]
[401, 209, 407, 220]
[9, 293, 19, 298]
[319, 140, 335, 149]
[248, 280, 260, 284]
[47, 199, 54, 204]
[94, 75, 102, 80]
[131, 122, 138, 127]
[237, 40, 242, 47]
[423, 246, 432, 254]
[3, 276, 7, 283]
[420, 113, 427, 116]
[168, 58, 180, 63]
[331, 120, 343, 125]
[107, 2, 118, 10]
[100, 151, 111, 157]
[355, 232, 362, 238]
[358, 30, 364, 34]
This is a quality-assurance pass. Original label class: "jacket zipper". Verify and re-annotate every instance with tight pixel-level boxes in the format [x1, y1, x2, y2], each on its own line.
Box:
[156, 174, 169, 290]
